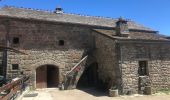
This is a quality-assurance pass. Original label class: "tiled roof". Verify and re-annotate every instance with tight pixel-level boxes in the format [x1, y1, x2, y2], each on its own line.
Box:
[0, 6, 154, 31]
[93, 29, 168, 40]
[93, 29, 117, 36]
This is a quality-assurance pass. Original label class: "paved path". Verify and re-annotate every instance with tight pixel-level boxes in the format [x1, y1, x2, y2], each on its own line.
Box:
[21, 88, 170, 100]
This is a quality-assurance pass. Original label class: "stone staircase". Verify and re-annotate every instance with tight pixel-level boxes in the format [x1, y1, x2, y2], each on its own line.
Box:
[63, 55, 88, 90]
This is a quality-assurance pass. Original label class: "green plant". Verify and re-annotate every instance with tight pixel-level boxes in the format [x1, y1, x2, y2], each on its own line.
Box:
[157, 89, 170, 94]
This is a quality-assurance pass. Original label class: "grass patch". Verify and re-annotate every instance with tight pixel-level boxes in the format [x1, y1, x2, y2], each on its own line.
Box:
[156, 89, 170, 95]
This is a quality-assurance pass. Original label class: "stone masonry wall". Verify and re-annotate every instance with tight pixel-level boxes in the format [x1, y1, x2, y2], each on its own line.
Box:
[0, 51, 3, 75]
[120, 43, 170, 94]
[93, 31, 118, 89]
[0, 22, 6, 46]
[0, 18, 94, 87]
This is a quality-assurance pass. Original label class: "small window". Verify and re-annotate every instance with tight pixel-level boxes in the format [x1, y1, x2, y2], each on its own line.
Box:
[138, 61, 148, 76]
[13, 37, 19, 44]
[12, 64, 19, 70]
[58, 40, 64, 46]
[20, 71, 24, 75]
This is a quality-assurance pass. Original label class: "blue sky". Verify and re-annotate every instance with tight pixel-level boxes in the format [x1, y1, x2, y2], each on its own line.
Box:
[0, 0, 170, 36]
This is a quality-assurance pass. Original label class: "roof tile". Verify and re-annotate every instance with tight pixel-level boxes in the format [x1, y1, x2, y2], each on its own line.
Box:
[0, 6, 154, 31]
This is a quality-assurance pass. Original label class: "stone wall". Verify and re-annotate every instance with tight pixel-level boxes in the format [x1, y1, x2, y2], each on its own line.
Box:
[0, 21, 6, 46]
[0, 51, 3, 75]
[120, 43, 170, 94]
[1, 17, 169, 93]
[92, 31, 118, 89]
[0, 18, 94, 87]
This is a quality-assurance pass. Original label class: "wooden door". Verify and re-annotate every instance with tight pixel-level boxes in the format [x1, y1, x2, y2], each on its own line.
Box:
[36, 66, 47, 88]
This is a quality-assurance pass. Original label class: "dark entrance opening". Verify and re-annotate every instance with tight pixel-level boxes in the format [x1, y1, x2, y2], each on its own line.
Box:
[77, 63, 107, 96]
[47, 65, 59, 88]
[77, 63, 99, 88]
[36, 65, 59, 88]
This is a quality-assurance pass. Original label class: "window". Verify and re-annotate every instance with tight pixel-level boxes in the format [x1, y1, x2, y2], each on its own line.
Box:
[12, 64, 19, 70]
[20, 71, 24, 75]
[13, 37, 19, 44]
[58, 40, 64, 46]
[138, 61, 148, 76]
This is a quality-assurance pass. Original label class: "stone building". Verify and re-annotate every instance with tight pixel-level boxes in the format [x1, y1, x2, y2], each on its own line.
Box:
[0, 6, 170, 94]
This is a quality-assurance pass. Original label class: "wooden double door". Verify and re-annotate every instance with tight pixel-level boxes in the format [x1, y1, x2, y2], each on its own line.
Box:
[36, 65, 59, 88]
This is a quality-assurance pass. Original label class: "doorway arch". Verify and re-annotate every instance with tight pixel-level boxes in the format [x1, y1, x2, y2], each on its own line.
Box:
[36, 65, 59, 88]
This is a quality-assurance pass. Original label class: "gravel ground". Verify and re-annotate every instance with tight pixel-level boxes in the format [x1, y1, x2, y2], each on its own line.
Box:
[21, 88, 170, 100]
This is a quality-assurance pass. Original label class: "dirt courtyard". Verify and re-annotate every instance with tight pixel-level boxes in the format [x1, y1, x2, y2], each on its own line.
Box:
[21, 88, 170, 100]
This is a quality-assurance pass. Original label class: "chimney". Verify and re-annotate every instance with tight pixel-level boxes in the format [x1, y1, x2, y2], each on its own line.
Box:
[116, 17, 129, 37]
[54, 6, 63, 14]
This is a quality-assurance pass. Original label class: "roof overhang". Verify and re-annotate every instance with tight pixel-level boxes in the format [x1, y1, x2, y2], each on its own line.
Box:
[115, 39, 170, 44]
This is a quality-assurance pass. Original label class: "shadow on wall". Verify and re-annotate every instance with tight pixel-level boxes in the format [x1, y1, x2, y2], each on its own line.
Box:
[76, 62, 108, 97]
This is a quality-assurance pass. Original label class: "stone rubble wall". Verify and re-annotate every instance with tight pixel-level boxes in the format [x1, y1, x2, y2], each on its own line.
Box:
[0, 22, 6, 46]
[0, 51, 3, 75]
[0, 18, 94, 86]
[120, 43, 170, 94]
[92, 31, 118, 89]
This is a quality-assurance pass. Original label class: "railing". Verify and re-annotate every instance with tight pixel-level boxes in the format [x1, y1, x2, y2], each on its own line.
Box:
[63, 55, 88, 90]
[0, 76, 29, 100]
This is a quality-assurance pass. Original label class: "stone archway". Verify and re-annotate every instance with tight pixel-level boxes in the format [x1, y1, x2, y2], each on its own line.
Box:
[36, 65, 59, 88]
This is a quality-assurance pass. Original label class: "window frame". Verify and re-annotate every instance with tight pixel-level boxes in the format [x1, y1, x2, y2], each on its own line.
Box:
[58, 40, 64, 46]
[12, 37, 20, 44]
[138, 61, 149, 76]
[12, 64, 19, 70]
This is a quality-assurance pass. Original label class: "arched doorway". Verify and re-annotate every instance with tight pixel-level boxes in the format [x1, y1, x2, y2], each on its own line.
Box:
[36, 65, 59, 88]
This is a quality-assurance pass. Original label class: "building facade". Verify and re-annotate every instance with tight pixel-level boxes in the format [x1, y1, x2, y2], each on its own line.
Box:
[0, 6, 170, 94]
